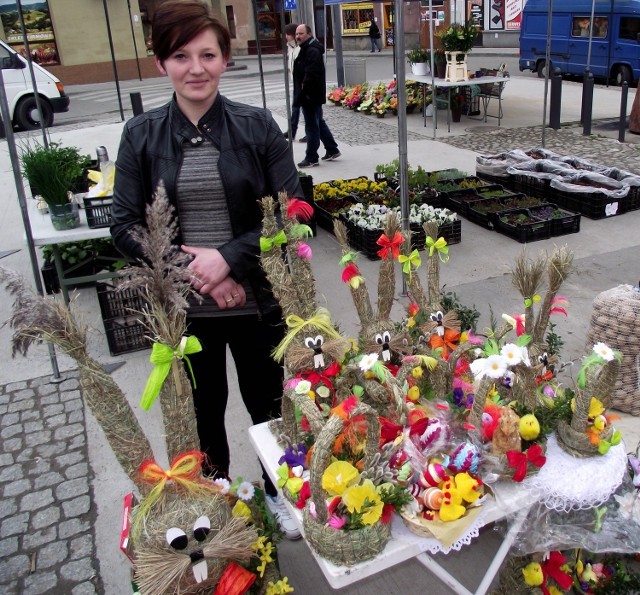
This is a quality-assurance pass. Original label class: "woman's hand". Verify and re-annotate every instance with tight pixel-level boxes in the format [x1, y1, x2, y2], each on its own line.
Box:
[208, 276, 247, 309]
[182, 245, 231, 295]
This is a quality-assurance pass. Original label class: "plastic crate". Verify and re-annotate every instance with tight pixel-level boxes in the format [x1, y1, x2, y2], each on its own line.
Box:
[495, 209, 552, 243]
[558, 192, 626, 220]
[83, 195, 113, 228]
[463, 87, 480, 116]
[510, 173, 552, 200]
[466, 197, 509, 229]
[440, 188, 481, 216]
[528, 204, 581, 237]
[624, 186, 640, 211]
[476, 185, 522, 200]
[438, 219, 462, 245]
[103, 316, 150, 356]
[96, 280, 148, 319]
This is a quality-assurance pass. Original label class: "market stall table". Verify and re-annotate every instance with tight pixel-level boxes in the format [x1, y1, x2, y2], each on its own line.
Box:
[249, 421, 539, 594]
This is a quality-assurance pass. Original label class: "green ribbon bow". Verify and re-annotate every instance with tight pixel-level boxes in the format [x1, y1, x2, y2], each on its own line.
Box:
[425, 236, 449, 262]
[290, 224, 313, 239]
[140, 335, 202, 411]
[259, 229, 287, 252]
[398, 249, 422, 279]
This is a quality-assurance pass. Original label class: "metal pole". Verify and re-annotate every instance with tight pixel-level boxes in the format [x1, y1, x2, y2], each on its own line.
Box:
[541, 0, 553, 147]
[280, 2, 293, 147]
[580, 66, 591, 124]
[0, 68, 62, 381]
[332, 5, 344, 87]
[582, 71, 594, 135]
[586, 0, 596, 68]
[251, 0, 267, 110]
[102, 0, 125, 121]
[429, 0, 435, 140]
[15, 0, 47, 145]
[549, 67, 562, 130]
[395, 0, 408, 237]
[130, 91, 144, 116]
[126, 0, 143, 81]
[619, 81, 629, 143]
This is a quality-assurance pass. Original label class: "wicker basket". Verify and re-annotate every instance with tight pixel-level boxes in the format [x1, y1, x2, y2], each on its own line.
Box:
[302, 402, 391, 566]
[585, 284, 640, 416]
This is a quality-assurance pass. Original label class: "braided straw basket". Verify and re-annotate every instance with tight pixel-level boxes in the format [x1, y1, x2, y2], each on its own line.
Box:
[302, 402, 391, 566]
[585, 284, 640, 416]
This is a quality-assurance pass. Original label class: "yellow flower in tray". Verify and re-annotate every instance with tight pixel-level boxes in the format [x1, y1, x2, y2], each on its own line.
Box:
[322, 460, 359, 496]
[342, 479, 383, 525]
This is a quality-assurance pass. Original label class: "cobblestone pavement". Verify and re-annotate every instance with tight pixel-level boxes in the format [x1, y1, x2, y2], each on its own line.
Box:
[0, 373, 101, 595]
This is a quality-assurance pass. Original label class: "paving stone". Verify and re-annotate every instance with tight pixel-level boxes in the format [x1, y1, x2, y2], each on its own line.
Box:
[0, 412, 19, 427]
[34, 470, 64, 490]
[62, 495, 91, 518]
[35, 539, 69, 568]
[68, 433, 87, 449]
[59, 378, 80, 392]
[2, 437, 24, 453]
[0, 498, 17, 520]
[1, 424, 23, 440]
[36, 441, 65, 458]
[56, 478, 89, 501]
[22, 525, 57, 549]
[0, 452, 14, 467]
[59, 518, 90, 539]
[54, 423, 84, 440]
[0, 392, 9, 405]
[60, 389, 82, 403]
[22, 570, 58, 594]
[55, 451, 85, 468]
[45, 412, 68, 428]
[72, 582, 98, 595]
[0, 536, 18, 557]
[67, 409, 84, 424]
[20, 409, 39, 422]
[70, 534, 93, 559]
[3, 478, 32, 497]
[31, 506, 61, 530]
[0, 404, 7, 415]
[37, 383, 58, 397]
[1, 512, 29, 537]
[28, 458, 51, 476]
[15, 448, 35, 463]
[0, 464, 23, 482]
[20, 488, 54, 512]
[65, 462, 89, 480]
[42, 403, 64, 418]
[64, 398, 84, 412]
[0, 553, 30, 582]
[7, 397, 35, 413]
[12, 388, 34, 402]
[60, 556, 95, 581]
[23, 420, 44, 433]
[39, 393, 60, 405]
[5, 381, 27, 392]
[24, 429, 52, 448]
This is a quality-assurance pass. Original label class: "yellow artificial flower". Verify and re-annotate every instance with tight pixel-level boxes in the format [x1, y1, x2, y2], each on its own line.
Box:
[342, 479, 383, 525]
[266, 577, 295, 594]
[322, 460, 359, 496]
[411, 366, 423, 379]
[407, 316, 416, 328]
[231, 500, 253, 522]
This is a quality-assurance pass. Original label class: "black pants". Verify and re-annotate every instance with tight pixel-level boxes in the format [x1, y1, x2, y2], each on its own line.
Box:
[186, 309, 285, 495]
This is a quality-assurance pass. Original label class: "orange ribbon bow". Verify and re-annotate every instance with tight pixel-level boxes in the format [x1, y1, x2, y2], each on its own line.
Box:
[506, 444, 546, 482]
[376, 231, 404, 260]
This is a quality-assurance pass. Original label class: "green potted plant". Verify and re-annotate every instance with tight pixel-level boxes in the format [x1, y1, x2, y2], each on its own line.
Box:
[407, 46, 430, 76]
[437, 20, 478, 55]
[20, 141, 91, 230]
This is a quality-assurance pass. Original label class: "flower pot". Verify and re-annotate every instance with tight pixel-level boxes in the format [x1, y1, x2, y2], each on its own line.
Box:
[406, 104, 416, 114]
[376, 112, 386, 118]
[435, 61, 446, 78]
[411, 62, 429, 76]
[48, 202, 80, 231]
[451, 108, 462, 123]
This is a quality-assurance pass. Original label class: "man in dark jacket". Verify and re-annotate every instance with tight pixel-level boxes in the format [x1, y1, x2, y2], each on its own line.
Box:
[293, 24, 340, 167]
[369, 18, 382, 52]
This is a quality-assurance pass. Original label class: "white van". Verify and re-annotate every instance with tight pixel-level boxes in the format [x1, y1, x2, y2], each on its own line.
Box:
[0, 38, 69, 130]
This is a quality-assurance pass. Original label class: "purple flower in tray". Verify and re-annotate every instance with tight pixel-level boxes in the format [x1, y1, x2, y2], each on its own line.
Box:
[278, 443, 308, 468]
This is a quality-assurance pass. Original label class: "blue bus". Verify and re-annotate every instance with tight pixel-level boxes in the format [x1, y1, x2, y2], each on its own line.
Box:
[519, 0, 640, 85]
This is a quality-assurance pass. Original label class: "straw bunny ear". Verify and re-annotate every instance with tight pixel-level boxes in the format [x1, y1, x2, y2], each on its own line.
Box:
[0, 267, 154, 491]
[333, 219, 374, 326]
[422, 221, 443, 313]
[400, 231, 428, 312]
[375, 213, 402, 321]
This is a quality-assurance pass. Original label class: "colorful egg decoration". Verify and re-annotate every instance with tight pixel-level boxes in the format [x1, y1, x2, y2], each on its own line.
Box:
[419, 418, 451, 453]
[418, 462, 447, 488]
[445, 442, 481, 474]
[422, 487, 444, 510]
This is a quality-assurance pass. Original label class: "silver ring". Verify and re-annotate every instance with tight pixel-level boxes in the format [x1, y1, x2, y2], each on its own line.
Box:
[232, 293, 240, 298]
[226, 297, 234, 303]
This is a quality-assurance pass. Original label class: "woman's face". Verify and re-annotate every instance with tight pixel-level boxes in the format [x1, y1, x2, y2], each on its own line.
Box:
[156, 28, 228, 115]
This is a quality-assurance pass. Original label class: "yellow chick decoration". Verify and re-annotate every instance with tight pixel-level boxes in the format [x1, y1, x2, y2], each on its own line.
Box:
[580, 562, 598, 586]
[439, 478, 466, 522]
[571, 396, 605, 419]
[519, 413, 541, 441]
[455, 472, 482, 504]
[522, 561, 543, 587]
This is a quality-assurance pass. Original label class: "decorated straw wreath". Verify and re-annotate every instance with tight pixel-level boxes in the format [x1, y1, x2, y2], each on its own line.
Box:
[259, 192, 351, 444]
[0, 186, 290, 595]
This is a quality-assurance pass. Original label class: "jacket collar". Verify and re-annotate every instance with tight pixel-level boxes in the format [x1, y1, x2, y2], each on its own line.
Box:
[169, 93, 224, 143]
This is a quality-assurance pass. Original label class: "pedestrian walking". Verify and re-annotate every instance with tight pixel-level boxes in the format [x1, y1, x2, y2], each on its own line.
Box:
[110, 0, 301, 539]
[369, 18, 382, 52]
[293, 23, 341, 167]
[283, 23, 303, 141]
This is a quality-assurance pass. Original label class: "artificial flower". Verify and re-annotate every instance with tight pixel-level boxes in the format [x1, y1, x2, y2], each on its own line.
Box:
[278, 443, 308, 468]
[295, 481, 311, 509]
[482, 354, 509, 379]
[236, 481, 255, 501]
[359, 352, 379, 372]
[294, 379, 312, 395]
[500, 343, 523, 366]
[276, 463, 304, 495]
[232, 499, 252, 522]
[287, 197, 314, 221]
[342, 479, 383, 525]
[265, 577, 295, 595]
[328, 514, 347, 529]
[593, 341, 615, 361]
[297, 242, 313, 260]
[212, 477, 230, 494]
[322, 460, 359, 496]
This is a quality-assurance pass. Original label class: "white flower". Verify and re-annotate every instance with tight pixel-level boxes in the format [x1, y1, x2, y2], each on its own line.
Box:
[359, 352, 379, 372]
[213, 478, 230, 494]
[593, 342, 615, 361]
[470, 357, 488, 379]
[500, 343, 522, 366]
[520, 346, 531, 367]
[484, 354, 508, 378]
[237, 481, 255, 501]
[294, 380, 312, 395]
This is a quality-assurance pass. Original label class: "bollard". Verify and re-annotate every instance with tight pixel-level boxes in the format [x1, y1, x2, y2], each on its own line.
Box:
[130, 92, 144, 116]
[549, 68, 562, 130]
[580, 66, 591, 124]
[582, 72, 594, 136]
[619, 81, 629, 143]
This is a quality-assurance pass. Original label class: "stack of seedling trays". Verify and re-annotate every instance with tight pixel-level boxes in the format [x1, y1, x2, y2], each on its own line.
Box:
[96, 278, 150, 356]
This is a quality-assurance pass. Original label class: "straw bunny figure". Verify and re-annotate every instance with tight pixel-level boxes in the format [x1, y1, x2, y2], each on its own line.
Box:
[0, 188, 262, 595]
[260, 192, 351, 442]
[333, 215, 412, 423]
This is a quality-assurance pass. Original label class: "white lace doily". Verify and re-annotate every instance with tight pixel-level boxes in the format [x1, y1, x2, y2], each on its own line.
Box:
[523, 434, 627, 512]
[421, 504, 489, 555]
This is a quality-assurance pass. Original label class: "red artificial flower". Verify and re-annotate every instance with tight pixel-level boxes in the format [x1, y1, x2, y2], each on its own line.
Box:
[379, 417, 404, 444]
[300, 416, 311, 432]
[287, 198, 314, 221]
[381, 503, 395, 524]
[341, 263, 360, 284]
[408, 303, 420, 317]
[331, 395, 359, 420]
[295, 481, 311, 509]
[540, 551, 574, 594]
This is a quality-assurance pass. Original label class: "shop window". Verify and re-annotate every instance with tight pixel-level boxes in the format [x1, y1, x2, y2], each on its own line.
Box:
[341, 3, 374, 35]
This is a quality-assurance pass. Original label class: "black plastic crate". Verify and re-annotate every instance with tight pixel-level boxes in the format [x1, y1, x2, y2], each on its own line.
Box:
[97, 280, 148, 319]
[625, 186, 640, 211]
[463, 87, 480, 116]
[476, 171, 515, 188]
[103, 316, 150, 356]
[559, 191, 627, 220]
[466, 197, 509, 229]
[440, 188, 481, 216]
[476, 184, 522, 200]
[528, 204, 581, 237]
[510, 172, 553, 200]
[313, 196, 358, 233]
[495, 209, 552, 243]
[83, 195, 113, 228]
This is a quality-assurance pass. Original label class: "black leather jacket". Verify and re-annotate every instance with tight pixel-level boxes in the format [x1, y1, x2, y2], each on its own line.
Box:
[292, 37, 327, 107]
[111, 94, 302, 315]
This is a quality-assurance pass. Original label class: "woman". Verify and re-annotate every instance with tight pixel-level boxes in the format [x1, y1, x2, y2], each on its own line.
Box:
[110, 0, 302, 537]
[369, 18, 382, 53]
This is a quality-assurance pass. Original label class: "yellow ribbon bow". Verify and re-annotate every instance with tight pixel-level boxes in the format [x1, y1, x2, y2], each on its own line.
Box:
[398, 250, 422, 279]
[259, 229, 287, 252]
[426, 235, 449, 262]
[139, 335, 202, 411]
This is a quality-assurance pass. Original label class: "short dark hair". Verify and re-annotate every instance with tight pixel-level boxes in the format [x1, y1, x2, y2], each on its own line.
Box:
[151, 0, 231, 64]
[285, 23, 297, 37]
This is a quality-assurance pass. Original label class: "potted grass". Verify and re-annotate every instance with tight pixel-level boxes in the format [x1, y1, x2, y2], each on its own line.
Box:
[407, 47, 430, 76]
[20, 141, 91, 230]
